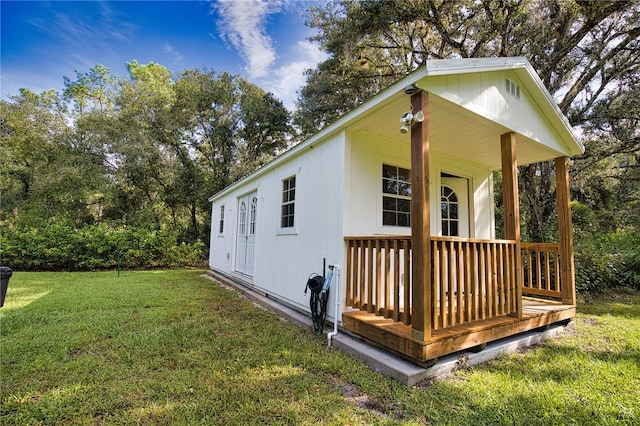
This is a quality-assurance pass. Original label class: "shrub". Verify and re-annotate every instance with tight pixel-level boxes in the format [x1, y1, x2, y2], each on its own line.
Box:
[574, 230, 640, 292]
[0, 224, 207, 271]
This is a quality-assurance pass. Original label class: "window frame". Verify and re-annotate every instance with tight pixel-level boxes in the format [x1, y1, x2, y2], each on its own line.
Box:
[218, 204, 225, 235]
[381, 163, 412, 228]
[238, 200, 247, 236]
[249, 196, 257, 235]
[440, 184, 459, 237]
[280, 175, 296, 229]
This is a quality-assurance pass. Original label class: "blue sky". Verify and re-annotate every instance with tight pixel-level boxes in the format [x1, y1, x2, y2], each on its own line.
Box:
[1, 0, 327, 110]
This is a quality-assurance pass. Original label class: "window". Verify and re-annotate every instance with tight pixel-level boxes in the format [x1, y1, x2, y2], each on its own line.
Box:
[382, 164, 411, 227]
[506, 79, 521, 100]
[281, 176, 296, 228]
[441, 185, 459, 236]
[249, 196, 257, 235]
[218, 205, 225, 234]
[238, 200, 247, 235]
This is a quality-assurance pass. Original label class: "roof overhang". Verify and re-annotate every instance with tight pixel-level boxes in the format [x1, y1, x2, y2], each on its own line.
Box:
[348, 57, 584, 170]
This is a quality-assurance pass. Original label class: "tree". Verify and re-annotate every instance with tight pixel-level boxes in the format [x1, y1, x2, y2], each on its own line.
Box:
[62, 64, 119, 223]
[235, 79, 291, 177]
[83, 64, 292, 242]
[0, 88, 107, 226]
[63, 64, 117, 117]
[297, 0, 640, 241]
[171, 69, 292, 239]
[2, 59, 292, 267]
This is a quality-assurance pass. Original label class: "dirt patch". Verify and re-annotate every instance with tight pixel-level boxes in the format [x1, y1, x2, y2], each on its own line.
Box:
[339, 383, 405, 419]
[413, 377, 435, 388]
[581, 317, 602, 327]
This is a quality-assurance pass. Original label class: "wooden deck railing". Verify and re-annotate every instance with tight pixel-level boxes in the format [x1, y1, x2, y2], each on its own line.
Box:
[431, 237, 519, 329]
[344, 236, 412, 324]
[344, 236, 520, 332]
[521, 242, 562, 300]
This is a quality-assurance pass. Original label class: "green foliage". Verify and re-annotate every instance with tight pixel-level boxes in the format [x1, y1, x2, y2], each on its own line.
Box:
[2, 61, 293, 252]
[573, 213, 640, 292]
[0, 224, 206, 271]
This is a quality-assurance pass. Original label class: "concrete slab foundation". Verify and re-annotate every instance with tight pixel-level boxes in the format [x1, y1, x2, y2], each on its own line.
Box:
[204, 270, 573, 386]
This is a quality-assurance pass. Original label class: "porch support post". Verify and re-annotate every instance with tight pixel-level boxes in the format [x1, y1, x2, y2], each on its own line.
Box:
[410, 91, 432, 342]
[555, 156, 577, 305]
[500, 132, 523, 318]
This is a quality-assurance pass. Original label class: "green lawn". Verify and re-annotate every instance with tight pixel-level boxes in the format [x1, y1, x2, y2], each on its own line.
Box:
[1, 270, 638, 425]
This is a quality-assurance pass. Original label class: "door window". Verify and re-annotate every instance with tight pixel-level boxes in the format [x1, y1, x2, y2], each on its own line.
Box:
[238, 201, 247, 235]
[249, 196, 257, 235]
[441, 185, 459, 237]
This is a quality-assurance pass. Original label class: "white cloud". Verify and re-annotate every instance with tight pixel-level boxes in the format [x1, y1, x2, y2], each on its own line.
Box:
[163, 44, 185, 64]
[214, 0, 283, 78]
[259, 41, 328, 111]
[211, 0, 328, 111]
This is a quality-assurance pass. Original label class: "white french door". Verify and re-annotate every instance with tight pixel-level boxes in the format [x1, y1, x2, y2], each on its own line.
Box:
[235, 191, 257, 277]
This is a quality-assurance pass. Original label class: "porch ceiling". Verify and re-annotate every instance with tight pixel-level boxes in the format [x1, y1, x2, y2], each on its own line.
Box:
[348, 92, 565, 170]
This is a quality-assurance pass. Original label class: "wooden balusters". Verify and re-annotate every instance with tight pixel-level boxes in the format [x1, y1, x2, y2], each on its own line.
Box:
[521, 242, 563, 300]
[345, 236, 521, 332]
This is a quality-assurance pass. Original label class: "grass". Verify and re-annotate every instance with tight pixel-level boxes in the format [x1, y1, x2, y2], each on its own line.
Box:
[1, 270, 638, 425]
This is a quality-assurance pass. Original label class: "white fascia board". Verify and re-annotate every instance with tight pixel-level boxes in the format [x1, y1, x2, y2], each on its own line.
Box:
[423, 56, 530, 75]
[514, 63, 585, 156]
[208, 70, 429, 203]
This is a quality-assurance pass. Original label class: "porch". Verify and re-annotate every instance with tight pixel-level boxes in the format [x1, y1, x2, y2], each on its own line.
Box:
[340, 87, 579, 366]
[342, 237, 576, 366]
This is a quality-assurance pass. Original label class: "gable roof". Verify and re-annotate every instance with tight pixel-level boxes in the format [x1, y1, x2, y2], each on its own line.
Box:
[424, 57, 584, 156]
[347, 57, 584, 166]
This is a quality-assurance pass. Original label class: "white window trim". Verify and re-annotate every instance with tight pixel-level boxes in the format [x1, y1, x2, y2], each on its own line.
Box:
[277, 227, 299, 236]
[381, 162, 412, 228]
[218, 204, 225, 237]
[279, 174, 297, 231]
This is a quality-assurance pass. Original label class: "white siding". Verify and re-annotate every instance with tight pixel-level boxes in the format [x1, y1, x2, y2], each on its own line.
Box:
[346, 131, 494, 239]
[209, 132, 347, 316]
[428, 71, 568, 154]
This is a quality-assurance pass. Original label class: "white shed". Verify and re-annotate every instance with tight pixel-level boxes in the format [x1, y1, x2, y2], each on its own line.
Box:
[209, 57, 584, 365]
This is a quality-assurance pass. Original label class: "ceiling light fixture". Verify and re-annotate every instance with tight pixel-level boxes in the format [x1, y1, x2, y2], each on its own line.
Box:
[399, 107, 425, 133]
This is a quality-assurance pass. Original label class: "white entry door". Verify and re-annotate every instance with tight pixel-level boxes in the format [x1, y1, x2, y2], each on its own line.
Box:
[440, 177, 470, 238]
[235, 191, 258, 277]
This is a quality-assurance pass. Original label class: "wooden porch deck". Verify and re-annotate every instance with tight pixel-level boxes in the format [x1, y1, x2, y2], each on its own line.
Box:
[342, 297, 575, 366]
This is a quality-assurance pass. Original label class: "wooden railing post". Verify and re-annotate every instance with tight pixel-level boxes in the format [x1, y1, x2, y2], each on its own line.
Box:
[410, 90, 432, 341]
[555, 157, 577, 305]
[501, 133, 523, 318]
